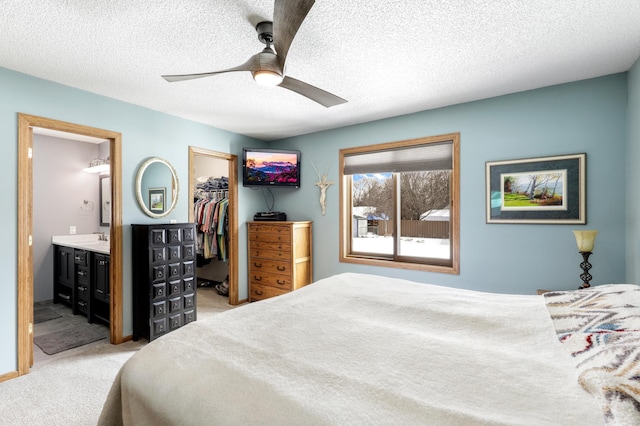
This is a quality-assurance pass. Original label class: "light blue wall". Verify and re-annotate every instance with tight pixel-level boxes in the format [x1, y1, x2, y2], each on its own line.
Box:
[0, 66, 632, 378]
[0, 67, 265, 376]
[275, 75, 628, 294]
[627, 59, 640, 283]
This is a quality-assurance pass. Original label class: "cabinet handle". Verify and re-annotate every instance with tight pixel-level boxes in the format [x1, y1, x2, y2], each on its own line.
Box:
[255, 290, 263, 295]
[78, 285, 87, 291]
[78, 300, 87, 307]
[78, 270, 87, 277]
[254, 262, 262, 267]
[99, 260, 107, 266]
[276, 280, 285, 285]
[276, 266, 286, 271]
[254, 276, 262, 281]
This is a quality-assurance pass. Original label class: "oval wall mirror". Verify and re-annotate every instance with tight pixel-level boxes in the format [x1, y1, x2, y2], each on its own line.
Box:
[135, 157, 179, 218]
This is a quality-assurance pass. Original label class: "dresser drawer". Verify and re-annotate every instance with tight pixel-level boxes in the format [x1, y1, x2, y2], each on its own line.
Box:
[249, 273, 292, 290]
[249, 259, 291, 276]
[250, 283, 288, 301]
[249, 229, 291, 243]
[249, 241, 291, 261]
[248, 223, 292, 235]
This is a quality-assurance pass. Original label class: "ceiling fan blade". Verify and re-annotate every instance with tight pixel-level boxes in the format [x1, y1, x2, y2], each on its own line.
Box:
[273, 0, 315, 68]
[162, 55, 261, 82]
[279, 76, 347, 108]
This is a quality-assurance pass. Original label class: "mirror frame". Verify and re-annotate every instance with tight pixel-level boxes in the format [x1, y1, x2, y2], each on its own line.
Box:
[99, 175, 111, 226]
[135, 157, 179, 218]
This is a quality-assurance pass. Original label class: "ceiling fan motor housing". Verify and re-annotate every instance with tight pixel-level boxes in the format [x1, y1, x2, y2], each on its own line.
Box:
[256, 21, 274, 45]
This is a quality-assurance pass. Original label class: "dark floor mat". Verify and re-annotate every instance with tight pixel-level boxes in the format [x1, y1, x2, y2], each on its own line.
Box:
[34, 325, 106, 355]
[33, 307, 62, 323]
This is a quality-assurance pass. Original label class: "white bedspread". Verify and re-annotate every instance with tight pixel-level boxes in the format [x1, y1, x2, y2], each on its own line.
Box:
[99, 273, 603, 425]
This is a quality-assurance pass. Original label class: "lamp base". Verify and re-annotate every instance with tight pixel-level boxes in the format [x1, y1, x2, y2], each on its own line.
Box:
[578, 251, 593, 289]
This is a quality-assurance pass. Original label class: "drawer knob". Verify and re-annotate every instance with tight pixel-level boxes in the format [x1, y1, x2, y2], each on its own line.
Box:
[254, 276, 262, 281]
[255, 290, 263, 296]
[276, 266, 286, 271]
[277, 280, 285, 285]
[254, 262, 262, 267]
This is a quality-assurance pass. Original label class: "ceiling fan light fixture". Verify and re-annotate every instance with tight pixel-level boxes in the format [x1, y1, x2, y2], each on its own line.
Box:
[253, 70, 283, 86]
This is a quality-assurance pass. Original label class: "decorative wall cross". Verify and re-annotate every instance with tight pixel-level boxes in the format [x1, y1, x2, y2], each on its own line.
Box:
[311, 161, 333, 216]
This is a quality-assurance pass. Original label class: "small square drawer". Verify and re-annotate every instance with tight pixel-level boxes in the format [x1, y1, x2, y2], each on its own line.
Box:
[76, 266, 90, 284]
[169, 313, 182, 330]
[167, 229, 181, 244]
[74, 250, 87, 266]
[183, 277, 195, 292]
[153, 265, 167, 281]
[183, 293, 195, 309]
[169, 280, 181, 296]
[153, 317, 167, 336]
[153, 282, 166, 300]
[168, 263, 181, 280]
[152, 247, 166, 263]
[169, 296, 182, 312]
[168, 246, 181, 261]
[153, 300, 166, 317]
[151, 229, 166, 245]
[184, 310, 196, 325]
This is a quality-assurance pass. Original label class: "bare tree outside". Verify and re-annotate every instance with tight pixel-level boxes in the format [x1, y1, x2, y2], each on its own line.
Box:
[400, 171, 450, 220]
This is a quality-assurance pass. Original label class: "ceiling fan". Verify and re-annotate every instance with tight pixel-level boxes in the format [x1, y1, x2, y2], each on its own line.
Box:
[162, 0, 347, 108]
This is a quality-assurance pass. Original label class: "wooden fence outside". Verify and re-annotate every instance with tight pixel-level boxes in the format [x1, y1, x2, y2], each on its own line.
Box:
[366, 220, 449, 239]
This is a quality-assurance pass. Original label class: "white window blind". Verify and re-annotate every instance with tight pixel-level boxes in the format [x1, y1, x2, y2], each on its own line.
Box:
[343, 140, 453, 175]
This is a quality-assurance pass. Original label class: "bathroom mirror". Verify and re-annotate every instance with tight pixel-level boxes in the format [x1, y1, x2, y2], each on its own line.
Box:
[100, 175, 111, 226]
[135, 157, 179, 218]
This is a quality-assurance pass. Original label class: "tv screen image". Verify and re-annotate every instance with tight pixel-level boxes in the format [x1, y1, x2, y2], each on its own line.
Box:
[243, 148, 301, 187]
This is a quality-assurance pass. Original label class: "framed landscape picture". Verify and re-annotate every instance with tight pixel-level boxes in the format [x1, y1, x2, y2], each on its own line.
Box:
[148, 187, 166, 213]
[486, 153, 586, 224]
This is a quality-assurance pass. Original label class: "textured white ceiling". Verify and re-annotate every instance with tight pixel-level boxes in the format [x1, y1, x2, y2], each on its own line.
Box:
[2, 1, 640, 141]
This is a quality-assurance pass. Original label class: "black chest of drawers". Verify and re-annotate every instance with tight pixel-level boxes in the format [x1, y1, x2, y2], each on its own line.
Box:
[132, 223, 197, 341]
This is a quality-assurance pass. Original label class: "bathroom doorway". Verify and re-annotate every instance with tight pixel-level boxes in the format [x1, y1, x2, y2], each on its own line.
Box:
[16, 114, 123, 376]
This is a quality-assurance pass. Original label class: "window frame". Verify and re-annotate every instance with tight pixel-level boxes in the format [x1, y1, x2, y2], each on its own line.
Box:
[339, 133, 460, 274]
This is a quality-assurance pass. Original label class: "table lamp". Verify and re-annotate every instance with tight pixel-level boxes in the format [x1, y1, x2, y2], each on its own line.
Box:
[573, 230, 598, 289]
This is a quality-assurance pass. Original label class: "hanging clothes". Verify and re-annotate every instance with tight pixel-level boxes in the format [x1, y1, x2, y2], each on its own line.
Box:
[193, 176, 230, 262]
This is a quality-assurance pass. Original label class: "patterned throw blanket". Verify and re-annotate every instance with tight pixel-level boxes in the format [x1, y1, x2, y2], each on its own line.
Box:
[544, 285, 640, 425]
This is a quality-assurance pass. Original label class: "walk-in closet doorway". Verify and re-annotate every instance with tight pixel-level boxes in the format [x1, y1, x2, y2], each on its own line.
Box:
[188, 147, 239, 305]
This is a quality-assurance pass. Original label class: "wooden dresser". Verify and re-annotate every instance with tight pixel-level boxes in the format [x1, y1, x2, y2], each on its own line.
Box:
[248, 221, 313, 301]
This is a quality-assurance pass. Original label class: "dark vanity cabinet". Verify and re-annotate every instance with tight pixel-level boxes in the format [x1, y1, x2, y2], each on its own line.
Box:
[53, 245, 75, 306]
[132, 223, 197, 341]
[52, 245, 110, 325]
[74, 249, 90, 317]
[91, 253, 110, 324]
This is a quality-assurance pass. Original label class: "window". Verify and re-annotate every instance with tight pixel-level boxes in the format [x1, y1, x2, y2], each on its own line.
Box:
[339, 133, 460, 274]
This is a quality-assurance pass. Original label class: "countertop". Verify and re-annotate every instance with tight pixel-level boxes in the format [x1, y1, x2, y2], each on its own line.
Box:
[51, 234, 110, 255]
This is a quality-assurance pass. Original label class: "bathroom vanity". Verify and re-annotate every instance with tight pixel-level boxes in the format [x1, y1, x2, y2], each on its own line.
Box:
[52, 234, 110, 325]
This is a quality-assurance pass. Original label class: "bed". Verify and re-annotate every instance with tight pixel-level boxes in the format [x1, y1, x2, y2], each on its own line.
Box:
[98, 273, 640, 425]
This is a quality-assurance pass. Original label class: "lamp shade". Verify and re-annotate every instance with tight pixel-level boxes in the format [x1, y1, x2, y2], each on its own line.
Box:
[573, 230, 598, 252]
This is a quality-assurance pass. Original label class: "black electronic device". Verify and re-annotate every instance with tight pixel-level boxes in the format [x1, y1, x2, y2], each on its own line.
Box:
[254, 211, 287, 221]
[242, 147, 300, 188]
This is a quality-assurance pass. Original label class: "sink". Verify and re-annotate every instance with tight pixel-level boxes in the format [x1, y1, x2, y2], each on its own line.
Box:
[51, 234, 111, 254]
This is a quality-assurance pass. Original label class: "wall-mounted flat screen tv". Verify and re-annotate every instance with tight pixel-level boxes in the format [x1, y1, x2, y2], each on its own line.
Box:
[242, 148, 301, 188]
